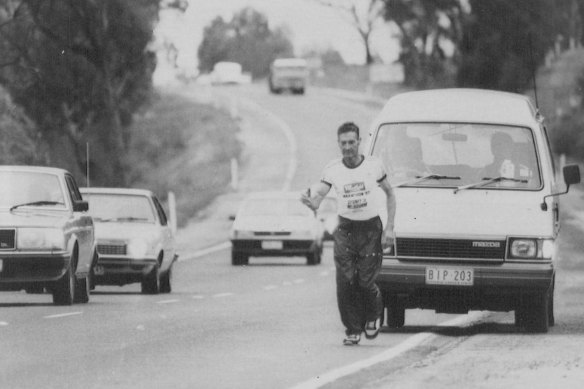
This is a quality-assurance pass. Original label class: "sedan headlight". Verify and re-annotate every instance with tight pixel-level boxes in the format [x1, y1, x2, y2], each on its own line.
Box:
[509, 238, 554, 260]
[127, 238, 150, 258]
[18, 228, 65, 250]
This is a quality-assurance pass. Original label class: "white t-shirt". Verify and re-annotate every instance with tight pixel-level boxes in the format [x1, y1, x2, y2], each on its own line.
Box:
[321, 156, 387, 221]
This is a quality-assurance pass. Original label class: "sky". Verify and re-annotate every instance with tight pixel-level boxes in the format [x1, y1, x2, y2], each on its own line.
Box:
[153, 0, 400, 82]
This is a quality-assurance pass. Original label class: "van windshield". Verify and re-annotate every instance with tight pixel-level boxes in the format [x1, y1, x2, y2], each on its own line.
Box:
[371, 123, 541, 189]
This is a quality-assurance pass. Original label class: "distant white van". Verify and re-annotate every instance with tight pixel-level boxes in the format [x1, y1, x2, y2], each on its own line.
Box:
[268, 58, 308, 95]
[367, 88, 580, 333]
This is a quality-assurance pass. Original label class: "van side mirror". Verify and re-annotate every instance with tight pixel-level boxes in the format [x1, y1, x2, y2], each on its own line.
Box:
[563, 164, 581, 187]
[540, 164, 581, 211]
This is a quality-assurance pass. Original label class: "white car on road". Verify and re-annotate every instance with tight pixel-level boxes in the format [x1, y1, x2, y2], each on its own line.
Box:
[80, 187, 177, 294]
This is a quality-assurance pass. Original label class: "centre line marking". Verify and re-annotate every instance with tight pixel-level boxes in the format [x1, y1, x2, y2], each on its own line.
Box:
[44, 312, 83, 319]
[192, 295, 205, 299]
[293, 279, 305, 284]
[264, 285, 278, 290]
[0, 321, 8, 326]
[213, 293, 234, 298]
[157, 299, 180, 304]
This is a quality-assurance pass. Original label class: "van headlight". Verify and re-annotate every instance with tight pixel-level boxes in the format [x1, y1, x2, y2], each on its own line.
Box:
[509, 238, 554, 260]
[18, 228, 65, 250]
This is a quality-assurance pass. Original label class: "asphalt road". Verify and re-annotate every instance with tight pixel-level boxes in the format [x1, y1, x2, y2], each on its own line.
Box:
[2, 83, 584, 389]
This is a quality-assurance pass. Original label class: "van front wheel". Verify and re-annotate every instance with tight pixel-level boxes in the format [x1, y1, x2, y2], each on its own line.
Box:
[520, 293, 550, 333]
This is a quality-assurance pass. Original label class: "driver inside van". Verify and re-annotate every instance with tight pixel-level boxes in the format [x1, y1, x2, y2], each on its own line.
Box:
[481, 132, 534, 182]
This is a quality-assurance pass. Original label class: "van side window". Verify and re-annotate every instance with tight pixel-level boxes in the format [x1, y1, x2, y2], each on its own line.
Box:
[152, 196, 168, 226]
[542, 126, 556, 178]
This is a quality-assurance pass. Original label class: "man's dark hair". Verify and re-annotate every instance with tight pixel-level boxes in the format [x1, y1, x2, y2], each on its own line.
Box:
[337, 122, 359, 138]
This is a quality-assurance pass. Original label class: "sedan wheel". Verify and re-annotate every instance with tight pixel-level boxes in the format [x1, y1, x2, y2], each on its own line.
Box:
[141, 264, 160, 294]
[74, 272, 91, 304]
[53, 263, 76, 305]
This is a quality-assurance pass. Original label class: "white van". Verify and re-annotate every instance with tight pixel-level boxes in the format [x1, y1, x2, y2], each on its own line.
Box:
[367, 88, 581, 333]
[268, 58, 308, 95]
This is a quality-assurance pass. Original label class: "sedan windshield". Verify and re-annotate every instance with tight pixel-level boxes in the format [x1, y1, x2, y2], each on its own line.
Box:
[0, 172, 66, 209]
[83, 194, 156, 223]
[241, 198, 312, 217]
[371, 123, 541, 189]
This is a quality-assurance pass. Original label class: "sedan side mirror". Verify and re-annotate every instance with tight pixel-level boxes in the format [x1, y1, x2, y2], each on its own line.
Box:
[73, 200, 89, 212]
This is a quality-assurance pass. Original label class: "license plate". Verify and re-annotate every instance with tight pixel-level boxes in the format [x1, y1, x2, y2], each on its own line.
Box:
[261, 241, 283, 250]
[425, 267, 474, 286]
[93, 265, 105, 276]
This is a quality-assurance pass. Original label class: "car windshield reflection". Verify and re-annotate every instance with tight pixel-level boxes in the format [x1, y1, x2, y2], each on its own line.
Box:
[83, 194, 156, 223]
[240, 198, 313, 217]
[0, 171, 66, 209]
[371, 123, 542, 189]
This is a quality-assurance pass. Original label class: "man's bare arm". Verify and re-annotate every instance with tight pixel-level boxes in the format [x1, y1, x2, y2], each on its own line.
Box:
[300, 181, 331, 211]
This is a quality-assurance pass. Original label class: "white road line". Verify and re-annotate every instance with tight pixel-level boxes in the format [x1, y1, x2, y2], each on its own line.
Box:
[0, 321, 8, 326]
[44, 312, 83, 319]
[283, 281, 293, 286]
[293, 279, 305, 284]
[213, 293, 234, 298]
[288, 312, 487, 389]
[181, 241, 232, 261]
[192, 295, 205, 300]
[157, 299, 180, 304]
[264, 285, 278, 290]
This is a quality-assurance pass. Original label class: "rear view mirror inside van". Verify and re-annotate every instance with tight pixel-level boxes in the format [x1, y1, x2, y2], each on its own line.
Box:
[442, 133, 467, 142]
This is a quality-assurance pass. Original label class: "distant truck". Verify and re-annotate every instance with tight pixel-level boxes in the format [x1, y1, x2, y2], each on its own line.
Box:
[268, 58, 308, 95]
[211, 62, 252, 85]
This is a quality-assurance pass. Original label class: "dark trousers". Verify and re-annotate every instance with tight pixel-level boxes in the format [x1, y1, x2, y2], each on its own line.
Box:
[333, 216, 384, 335]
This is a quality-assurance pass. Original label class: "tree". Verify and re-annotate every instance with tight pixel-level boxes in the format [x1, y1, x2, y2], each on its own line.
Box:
[382, 0, 464, 87]
[315, 0, 385, 65]
[197, 7, 294, 78]
[457, 0, 555, 92]
[0, 0, 164, 185]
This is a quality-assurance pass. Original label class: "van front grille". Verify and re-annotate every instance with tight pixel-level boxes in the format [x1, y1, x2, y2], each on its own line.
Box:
[396, 238, 506, 260]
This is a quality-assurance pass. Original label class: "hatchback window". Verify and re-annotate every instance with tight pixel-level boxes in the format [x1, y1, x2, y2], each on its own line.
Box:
[83, 194, 156, 223]
[371, 123, 541, 189]
[0, 172, 66, 209]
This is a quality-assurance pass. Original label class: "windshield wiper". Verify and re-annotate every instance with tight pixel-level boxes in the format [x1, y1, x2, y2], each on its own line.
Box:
[115, 217, 149, 222]
[397, 174, 461, 187]
[10, 201, 64, 212]
[454, 176, 528, 194]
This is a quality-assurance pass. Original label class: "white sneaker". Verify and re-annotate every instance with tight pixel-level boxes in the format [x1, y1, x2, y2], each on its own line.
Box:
[364, 317, 381, 339]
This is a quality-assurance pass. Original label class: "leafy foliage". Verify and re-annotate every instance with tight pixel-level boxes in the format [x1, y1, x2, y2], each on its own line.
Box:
[0, 0, 161, 185]
[197, 7, 294, 78]
[456, 0, 554, 92]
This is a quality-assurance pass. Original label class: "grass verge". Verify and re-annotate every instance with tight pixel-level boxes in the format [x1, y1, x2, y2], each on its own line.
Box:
[127, 90, 241, 228]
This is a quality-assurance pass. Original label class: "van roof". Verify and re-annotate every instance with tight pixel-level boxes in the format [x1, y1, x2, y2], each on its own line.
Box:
[374, 89, 539, 127]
